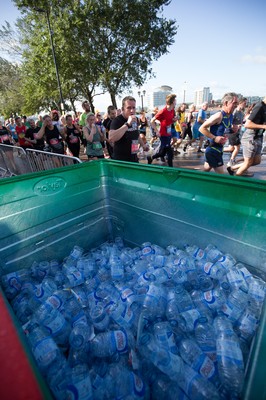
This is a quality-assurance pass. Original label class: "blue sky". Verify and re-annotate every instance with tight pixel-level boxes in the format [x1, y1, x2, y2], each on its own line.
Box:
[2, 0, 266, 111]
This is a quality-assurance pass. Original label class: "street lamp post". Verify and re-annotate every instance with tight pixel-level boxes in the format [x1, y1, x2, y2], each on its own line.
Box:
[138, 90, 146, 111]
[35, 7, 65, 114]
[183, 81, 187, 103]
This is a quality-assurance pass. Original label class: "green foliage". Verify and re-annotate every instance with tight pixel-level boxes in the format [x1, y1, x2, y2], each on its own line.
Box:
[3, 0, 178, 113]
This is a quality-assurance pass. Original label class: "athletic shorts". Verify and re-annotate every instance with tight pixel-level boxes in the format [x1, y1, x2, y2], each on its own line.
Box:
[171, 128, 180, 139]
[228, 133, 241, 146]
[192, 126, 204, 139]
[205, 146, 224, 168]
[241, 132, 263, 159]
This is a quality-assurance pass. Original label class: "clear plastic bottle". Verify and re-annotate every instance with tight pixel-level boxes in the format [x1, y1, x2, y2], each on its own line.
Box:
[35, 303, 71, 347]
[153, 320, 179, 355]
[26, 323, 62, 374]
[110, 255, 124, 281]
[221, 287, 249, 324]
[194, 317, 217, 362]
[113, 367, 147, 399]
[176, 308, 201, 333]
[179, 338, 217, 382]
[90, 329, 133, 357]
[205, 244, 223, 263]
[166, 285, 193, 322]
[198, 260, 227, 280]
[178, 363, 220, 400]
[214, 315, 244, 397]
[69, 322, 94, 350]
[138, 333, 184, 381]
[66, 364, 93, 400]
[90, 303, 110, 331]
[184, 244, 206, 261]
[142, 283, 166, 320]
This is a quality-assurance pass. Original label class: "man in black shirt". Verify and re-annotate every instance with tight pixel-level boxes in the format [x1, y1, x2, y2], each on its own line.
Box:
[109, 96, 147, 162]
[25, 119, 45, 151]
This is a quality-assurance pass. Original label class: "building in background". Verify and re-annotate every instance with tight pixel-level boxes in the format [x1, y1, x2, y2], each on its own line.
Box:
[194, 87, 212, 107]
[146, 85, 173, 111]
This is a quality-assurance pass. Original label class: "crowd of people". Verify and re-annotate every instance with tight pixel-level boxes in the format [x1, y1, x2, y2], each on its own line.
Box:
[1, 93, 265, 177]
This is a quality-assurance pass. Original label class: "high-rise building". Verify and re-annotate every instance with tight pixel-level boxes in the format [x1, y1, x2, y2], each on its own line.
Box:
[194, 87, 212, 107]
[146, 85, 173, 111]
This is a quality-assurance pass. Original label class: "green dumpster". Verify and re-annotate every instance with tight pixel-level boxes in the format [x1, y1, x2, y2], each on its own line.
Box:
[0, 160, 265, 399]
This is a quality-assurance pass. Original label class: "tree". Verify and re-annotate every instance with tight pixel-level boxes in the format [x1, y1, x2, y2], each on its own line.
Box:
[10, 0, 177, 112]
[0, 57, 24, 118]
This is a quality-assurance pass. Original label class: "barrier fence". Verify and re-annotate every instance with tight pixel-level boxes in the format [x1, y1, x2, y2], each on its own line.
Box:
[0, 144, 81, 177]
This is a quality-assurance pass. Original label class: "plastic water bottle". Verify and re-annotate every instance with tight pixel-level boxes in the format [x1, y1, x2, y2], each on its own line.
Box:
[90, 304, 110, 331]
[166, 285, 193, 321]
[26, 323, 62, 374]
[66, 364, 93, 400]
[194, 317, 217, 362]
[178, 363, 220, 400]
[109, 301, 135, 330]
[31, 261, 50, 281]
[113, 367, 147, 399]
[142, 283, 166, 320]
[205, 244, 223, 263]
[214, 315, 244, 397]
[217, 253, 236, 269]
[184, 244, 206, 261]
[63, 296, 87, 327]
[34, 303, 71, 347]
[237, 306, 260, 343]
[225, 266, 248, 291]
[179, 338, 217, 381]
[90, 329, 133, 357]
[221, 287, 249, 324]
[110, 255, 124, 281]
[63, 265, 85, 288]
[248, 277, 265, 308]
[1, 269, 31, 300]
[69, 322, 94, 350]
[199, 286, 227, 313]
[198, 260, 227, 280]
[176, 308, 201, 332]
[138, 333, 184, 381]
[153, 321, 179, 355]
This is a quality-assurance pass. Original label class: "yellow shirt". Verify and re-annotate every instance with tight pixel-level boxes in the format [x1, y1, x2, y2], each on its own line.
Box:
[175, 112, 185, 132]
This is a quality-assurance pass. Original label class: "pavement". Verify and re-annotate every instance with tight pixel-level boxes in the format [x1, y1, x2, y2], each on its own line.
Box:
[143, 143, 266, 181]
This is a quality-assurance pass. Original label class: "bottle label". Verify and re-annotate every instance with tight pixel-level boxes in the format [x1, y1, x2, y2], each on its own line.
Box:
[131, 372, 145, 397]
[203, 262, 214, 275]
[113, 330, 128, 353]
[194, 248, 205, 260]
[121, 287, 134, 302]
[66, 379, 92, 400]
[34, 337, 57, 366]
[199, 356, 215, 379]
[203, 290, 217, 306]
[46, 294, 63, 310]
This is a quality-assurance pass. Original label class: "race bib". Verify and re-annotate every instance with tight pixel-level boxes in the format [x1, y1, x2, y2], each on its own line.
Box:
[131, 140, 139, 154]
[70, 136, 79, 143]
[50, 138, 59, 145]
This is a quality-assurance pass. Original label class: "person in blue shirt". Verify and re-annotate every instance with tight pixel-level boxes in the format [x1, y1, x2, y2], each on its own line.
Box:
[199, 93, 239, 174]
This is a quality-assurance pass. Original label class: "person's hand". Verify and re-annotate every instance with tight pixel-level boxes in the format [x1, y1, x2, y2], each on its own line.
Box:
[214, 136, 227, 145]
[127, 115, 137, 126]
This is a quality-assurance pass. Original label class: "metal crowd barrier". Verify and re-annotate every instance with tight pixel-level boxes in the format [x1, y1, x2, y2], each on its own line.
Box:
[25, 148, 82, 172]
[0, 144, 31, 177]
[0, 144, 82, 177]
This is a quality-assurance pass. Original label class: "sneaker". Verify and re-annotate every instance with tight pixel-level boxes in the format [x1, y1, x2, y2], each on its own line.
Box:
[183, 145, 187, 152]
[227, 166, 235, 176]
[161, 157, 166, 162]
[147, 155, 153, 165]
[174, 150, 181, 154]
[197, 149, 204, 153]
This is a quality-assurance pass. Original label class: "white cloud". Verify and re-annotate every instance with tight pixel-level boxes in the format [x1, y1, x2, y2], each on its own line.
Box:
[241, 54, 266, 64]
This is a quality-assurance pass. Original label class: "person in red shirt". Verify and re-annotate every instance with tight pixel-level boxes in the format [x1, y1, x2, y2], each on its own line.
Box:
[148, 94, 178, 167]
[15, 116, 33, 150]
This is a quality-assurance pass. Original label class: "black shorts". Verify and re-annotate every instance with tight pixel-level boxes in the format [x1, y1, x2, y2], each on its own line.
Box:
[205, 146, 223, 168]
[228, 134, 241, 146]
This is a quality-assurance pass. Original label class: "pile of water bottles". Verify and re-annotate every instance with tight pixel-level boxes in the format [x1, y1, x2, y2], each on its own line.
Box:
[1, 238, 266, 400]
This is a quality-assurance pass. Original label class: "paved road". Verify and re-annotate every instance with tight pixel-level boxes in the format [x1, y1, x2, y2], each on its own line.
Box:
[145, 145, 266, 180]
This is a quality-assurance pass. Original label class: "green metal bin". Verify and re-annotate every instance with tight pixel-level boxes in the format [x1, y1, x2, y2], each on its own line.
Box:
[0, 160, 265, 399]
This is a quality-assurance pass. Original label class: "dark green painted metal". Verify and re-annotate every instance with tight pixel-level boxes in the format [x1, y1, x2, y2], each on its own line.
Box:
[0, 160, 265, 399]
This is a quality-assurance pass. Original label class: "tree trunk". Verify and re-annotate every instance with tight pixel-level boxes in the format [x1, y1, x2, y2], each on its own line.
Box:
[110, 92, 117, 109]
